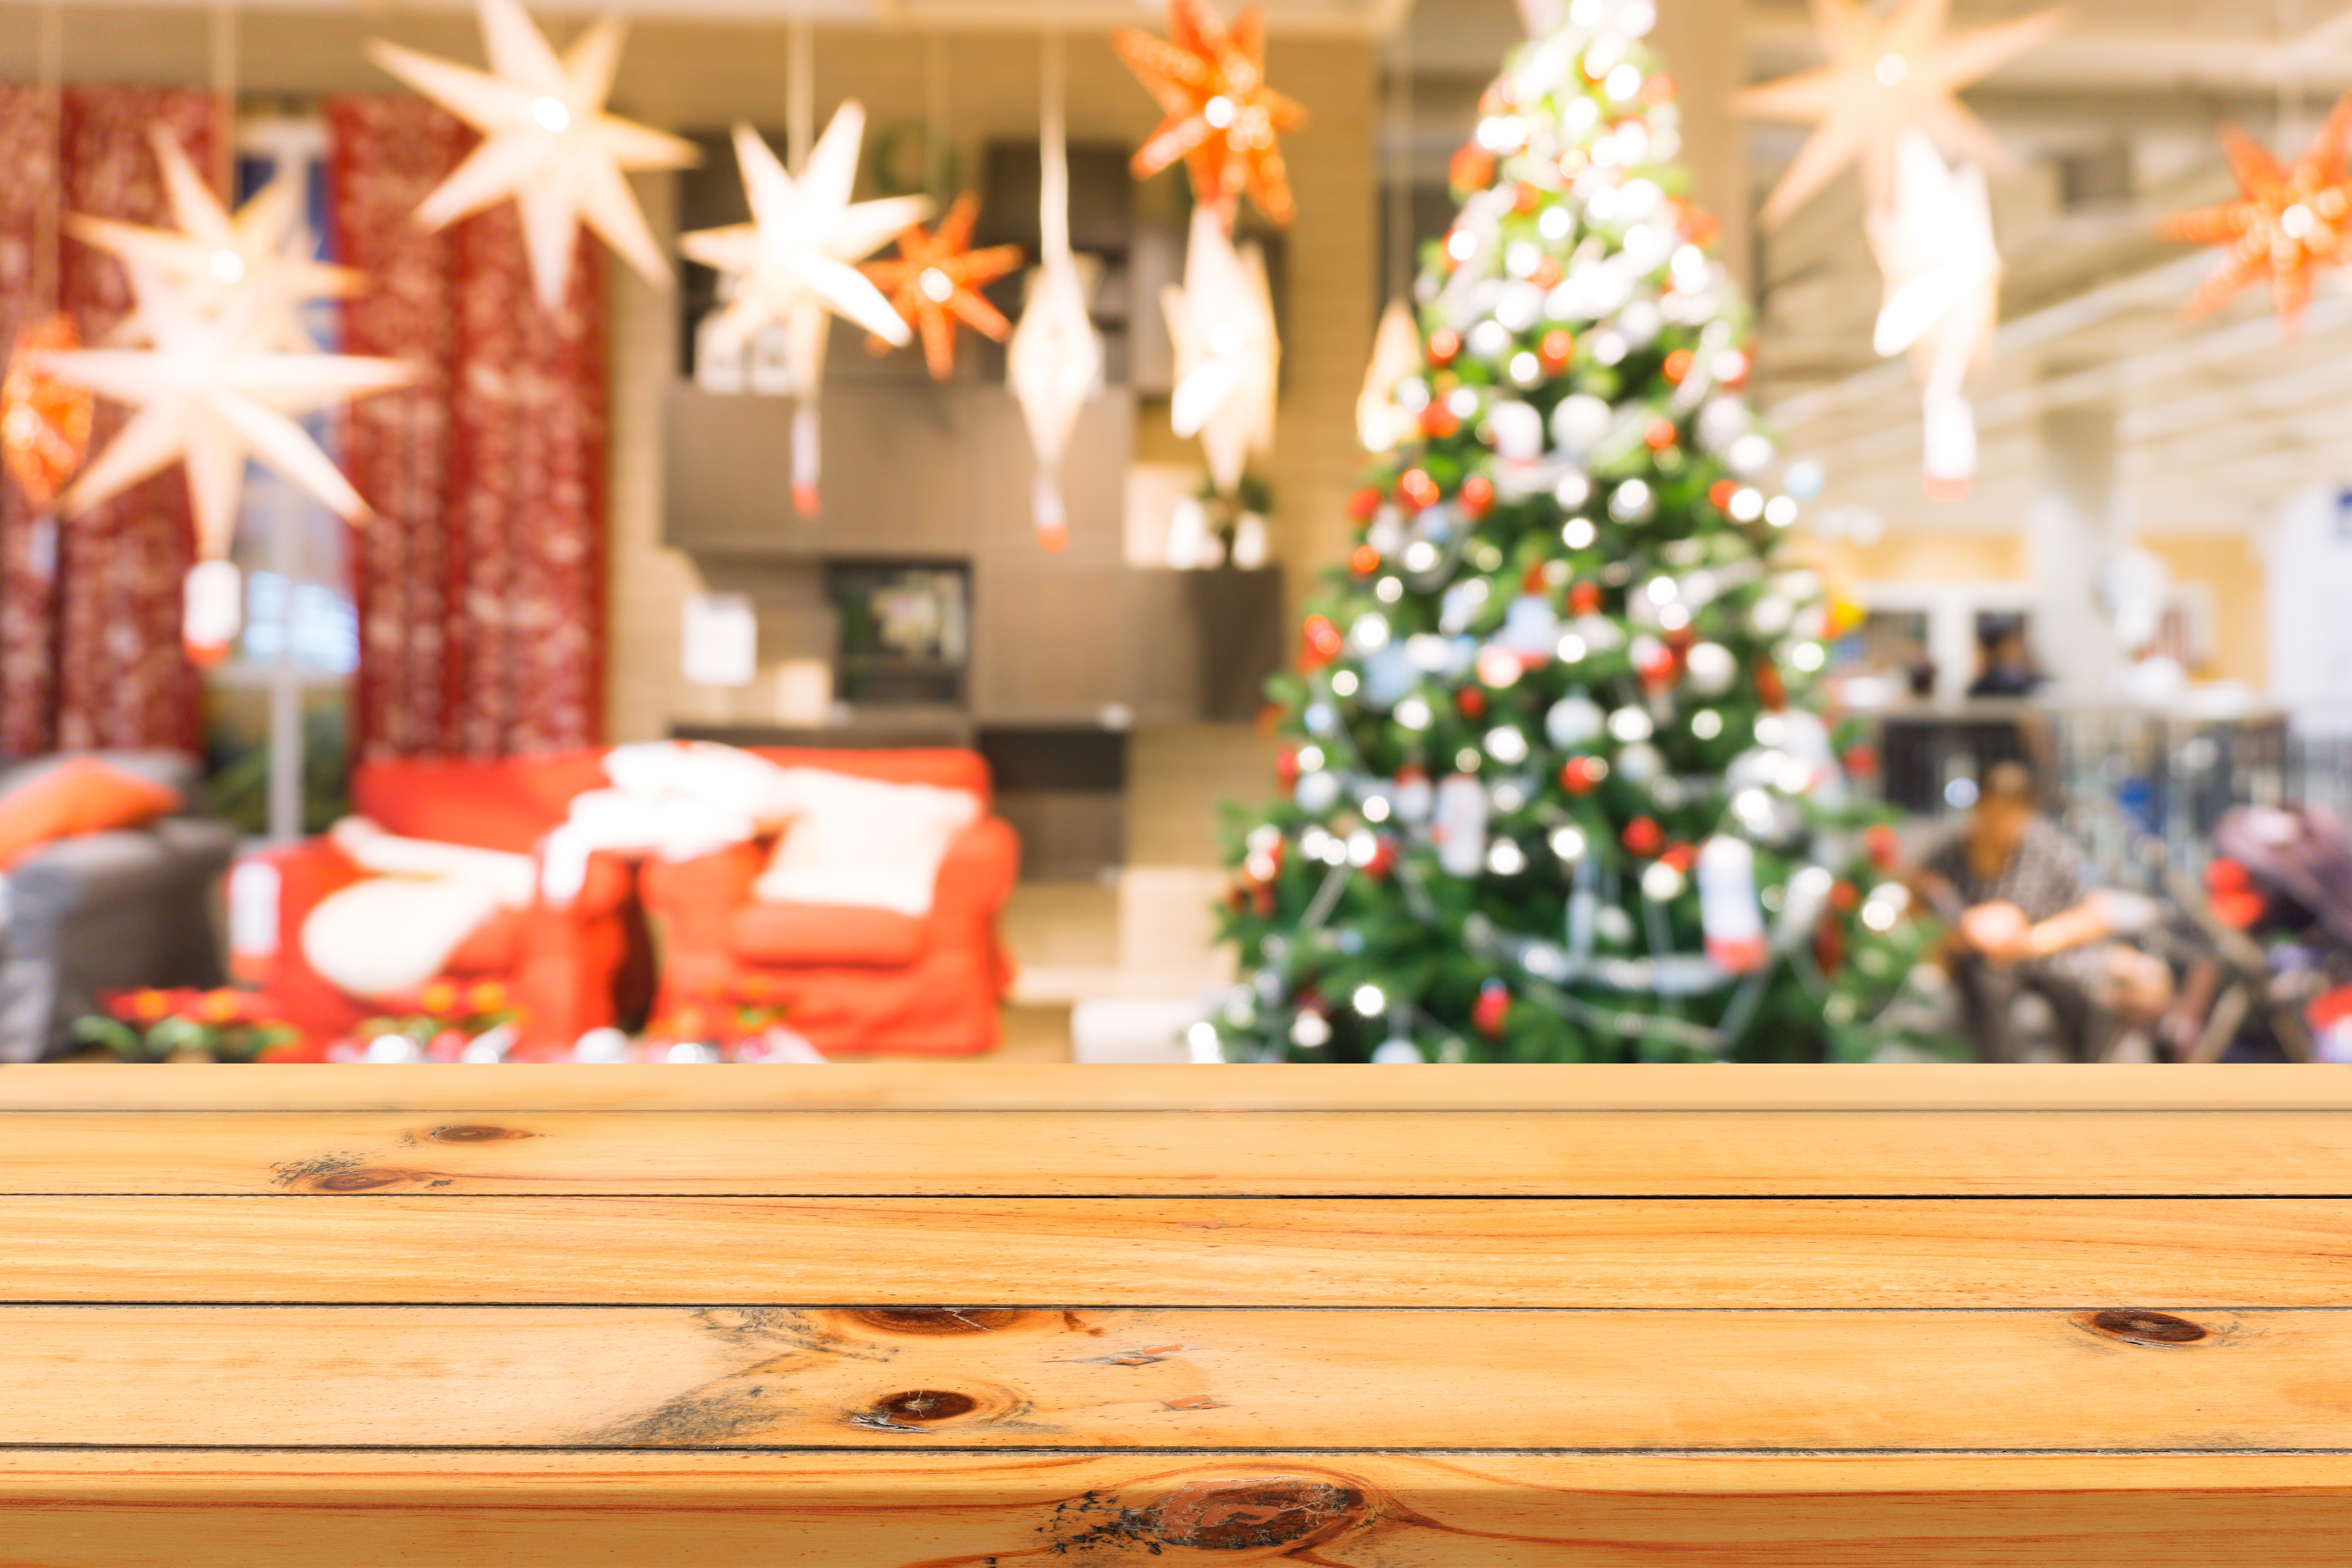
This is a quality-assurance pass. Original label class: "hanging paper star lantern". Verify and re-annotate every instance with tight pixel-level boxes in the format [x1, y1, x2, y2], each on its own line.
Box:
[367, 0, 699, 310]
[2159, 93, 2352, 338]
[2, 316, 94, 511]
[1870, 133, 2001, 500]
[1163, 204, 1278, 497]
[1007, 69, 1104, 554]
[860, 192, 1024, 381]
[1114, 0, 1308, 229]
[680, 105, 931, 517]
[70, 126, 360, 354]
[1732, 0, 2059, 229]
[34, 220, 410, 657]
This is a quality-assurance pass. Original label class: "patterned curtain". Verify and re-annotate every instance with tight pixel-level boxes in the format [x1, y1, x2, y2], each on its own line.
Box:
[0, 86, 221, 758]
[325, 95, 608, 760]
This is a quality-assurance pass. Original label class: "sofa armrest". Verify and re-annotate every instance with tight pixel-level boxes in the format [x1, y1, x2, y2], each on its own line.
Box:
[928, 815, 1021, 929]
[0, 820, 237, 1062]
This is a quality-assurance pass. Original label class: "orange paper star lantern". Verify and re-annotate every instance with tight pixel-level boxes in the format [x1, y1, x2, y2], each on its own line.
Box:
[1114, 0, 1307, 229]
[2160, 94, 2352, 338]
[1, 315, 94, 512]
[860, 192, 1024, 381]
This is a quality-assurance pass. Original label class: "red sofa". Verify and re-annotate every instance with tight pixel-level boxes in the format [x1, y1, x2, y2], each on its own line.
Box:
[233, 751, 650, 1057]
[636, 748, 1018, 1056]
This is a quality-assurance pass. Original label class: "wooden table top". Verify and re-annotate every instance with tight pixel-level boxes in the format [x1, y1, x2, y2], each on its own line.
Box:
[6, 1063, 2351, 1566]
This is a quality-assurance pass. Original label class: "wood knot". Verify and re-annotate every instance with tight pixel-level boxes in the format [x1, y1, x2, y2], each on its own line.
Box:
[1149, 1478, 1365, 1552]
[868, 1389, 980, 1425]
[840, 1308, 1024, 1336]
[426, 1124, 534, 1143]
[304, 1167, 426, 1192]
[2084, 1310, 2209, 1345]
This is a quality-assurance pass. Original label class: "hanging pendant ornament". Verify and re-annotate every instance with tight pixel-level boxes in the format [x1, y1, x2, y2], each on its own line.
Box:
[1870, 132, 2000, 500]
[367, 0, 701, 310]
[2, 316, 93, 511]
[860, 192, 1023, 381]
[34, 172, 412, 663]
[1007, 33, 1104, 552]
[1163, 203, 1279, 497]
[1731, 0, 2060, 228]
[1356, 298, 1422, 454]
[681, 108, 930, 517]
[1114, 0, 1308, 230]
[2159, 92, 2352, 339]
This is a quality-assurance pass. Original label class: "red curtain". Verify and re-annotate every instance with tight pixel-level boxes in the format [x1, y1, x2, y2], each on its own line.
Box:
[326, 94, 608, 761]
[0, 86, 221, 759]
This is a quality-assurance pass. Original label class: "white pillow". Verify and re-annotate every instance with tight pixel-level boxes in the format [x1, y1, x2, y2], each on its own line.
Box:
[753, 769, 980, 916]
[301, 876, 510, 1000]
[603, 741, 798, 827]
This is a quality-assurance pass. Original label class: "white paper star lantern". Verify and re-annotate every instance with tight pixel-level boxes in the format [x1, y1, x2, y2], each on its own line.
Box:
[1163, 203, 1278, 497]
[1006, 68, 1103, 552]
[33, 229, 411, 644]
[69, 127, 360, 355]
[1356, 298, 1423, 454]
[1869, 132, 2000, 498]
[368, 0, 699, 309]
[679, 105, 929, 519]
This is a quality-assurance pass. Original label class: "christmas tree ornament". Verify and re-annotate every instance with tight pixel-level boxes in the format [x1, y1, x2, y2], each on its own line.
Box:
[681, 109, 930, 517]
[2159, 91, 2352, 338]
[1114, 0, 1308, 229]
[2, 316, 93, 511]
[367, 0, 700, 309]
[1683, 639, 1737, 694]
[1356, 299, 1424, 452]
[1731, 0, 2060, 228]
[1544, 693, 1605, 748]
[33, 187, 412, 659]
[859, 191, 1023, 381]
[1432, 773, 1490, 877]
[1370, 1037, 1425, 1063]
[1163, 204, 1279, 495]
[1471, 978, 1511, 1038]
[1697, 835, 1767, 973]
[1871, 133, 1999, 498]
[1007, 34, 1103, 551]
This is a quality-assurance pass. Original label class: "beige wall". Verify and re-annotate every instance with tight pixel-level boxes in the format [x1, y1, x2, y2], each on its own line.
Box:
[2141, 532, 2266, 688]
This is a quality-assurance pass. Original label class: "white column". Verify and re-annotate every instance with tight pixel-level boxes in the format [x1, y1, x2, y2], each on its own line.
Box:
[1651, 0, 1750, 290]
[2028, 405, 2122, 697]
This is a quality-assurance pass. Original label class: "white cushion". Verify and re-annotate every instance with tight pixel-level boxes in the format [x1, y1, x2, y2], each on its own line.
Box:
[753, 769, 979, 917]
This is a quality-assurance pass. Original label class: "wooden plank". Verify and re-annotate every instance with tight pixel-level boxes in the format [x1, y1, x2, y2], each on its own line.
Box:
[11, 1195, 2352, 1307]
[6, 1452, 2351, 1568]
[6, 1305, 2351, 1450]
[8, 1109, 2352, 1194]
[8, 1061, 2352, 1112]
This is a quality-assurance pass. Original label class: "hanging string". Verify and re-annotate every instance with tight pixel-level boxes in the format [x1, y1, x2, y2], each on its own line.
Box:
[787, 16, 813, 175]
[925, 26, 949, 203]
[1040, 28, 1067, 265]
[211, 0, 238, 198]
[33, 0, 63, 318]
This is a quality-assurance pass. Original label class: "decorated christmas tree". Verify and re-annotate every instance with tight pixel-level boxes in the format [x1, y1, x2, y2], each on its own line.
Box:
[1209, 0, 1936, 1064]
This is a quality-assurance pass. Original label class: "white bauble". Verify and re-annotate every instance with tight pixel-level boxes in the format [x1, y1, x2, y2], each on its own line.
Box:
[1550, 393, 1613, 454]
[1684, 641, 1737, 695]
[1750, 594, 1795, 636]
[1545, 693, 1605, 748]
[1394, 772, 1434, 824]
[1614, 741, 1664, 784]
[1485, 399, 1544, 461]
[1594, 904, 1636, 947]
[1296, 770, 1341, 814]
[1370, 1038, 1425, 1064]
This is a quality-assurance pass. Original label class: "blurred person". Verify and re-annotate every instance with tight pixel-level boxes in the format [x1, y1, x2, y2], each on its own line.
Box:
[1911, 761, 2132, 1061]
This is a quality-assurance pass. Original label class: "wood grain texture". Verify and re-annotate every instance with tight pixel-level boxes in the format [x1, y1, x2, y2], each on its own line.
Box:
[5, 1450, 2352, 1567]
[7, 1304, 2351, 1450]
[11, 1195, 2352, 1307]
[7, 1061, 2352, 1111]
[9, 1109, 2352, 1194]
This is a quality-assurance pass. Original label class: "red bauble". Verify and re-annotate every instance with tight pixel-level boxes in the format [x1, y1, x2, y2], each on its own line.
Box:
[1521, 562, 1549, 594]
[1815, 915, 1845, 978]
[1864, 823, 1901, 870]
[1559, 756, 1604, 795]
[1513, 181, 1543, 214]
[1456, 686, 1488, 719]
[1844, 744, 1881, 779]
[1532, 256, 1562, 288]
[1638, 644, 1679, 690]
[1428, 329, 1462, 366]
[1460, 474, 1494, 517]
[1663, 348, 1693, 384]
[1276, 746, 1303, 786]
[1622, 817, 1664, 857]
[1472, 979, 1511, 1038]
[1347, 486, 1383, 520]
[1709, 478, 1738, 510]
[1660, 842, 1696, 874]
[1829, 879, 1859, 913]
[1301, 615, 1343, 669]
[1399, 468, 1441, 509]
[1568, 581, 1602, 615]
[1644, 417, 1678, 451]
[1540, 328, 1574, 366]
[1350, 544, 1381, 575]
[1365, 835, 1399, 879]
[1755, 658, 1788, 710]
[1449, 146, 1495, 192]
[1420, 403, 1461, 439]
